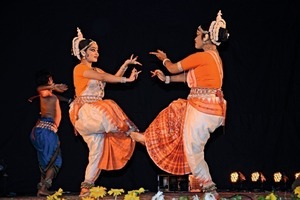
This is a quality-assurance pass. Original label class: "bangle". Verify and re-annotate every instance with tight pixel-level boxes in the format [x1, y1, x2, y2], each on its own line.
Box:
[121, 77, 126, 83]
[165, 76, 170, 84]
[121, 66, 128, 72]
[162, 58, 170, 66]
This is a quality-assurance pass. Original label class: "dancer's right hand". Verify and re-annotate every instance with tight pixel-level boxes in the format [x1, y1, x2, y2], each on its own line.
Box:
[150, 69, 167, 82]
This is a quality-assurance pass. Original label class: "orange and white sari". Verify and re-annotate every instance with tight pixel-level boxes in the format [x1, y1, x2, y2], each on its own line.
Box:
[144, 50, 226, 189]
[69, 63, 136, 184]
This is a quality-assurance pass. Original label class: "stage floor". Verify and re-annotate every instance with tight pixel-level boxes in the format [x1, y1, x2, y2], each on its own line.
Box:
[0, 191, 295, 200]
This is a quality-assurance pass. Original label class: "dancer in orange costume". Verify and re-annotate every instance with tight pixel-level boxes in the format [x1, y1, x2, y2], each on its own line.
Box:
[69, 27, 142, 197]
[130, 10, 229, 199]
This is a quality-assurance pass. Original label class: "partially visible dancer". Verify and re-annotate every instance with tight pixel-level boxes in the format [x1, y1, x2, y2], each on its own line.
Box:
[130, 10, 229, 199]
[69, 27, 142, 197]
[29, 70, 68, 196]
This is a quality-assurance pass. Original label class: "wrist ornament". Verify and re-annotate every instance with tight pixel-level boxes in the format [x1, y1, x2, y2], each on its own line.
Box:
[121, 77, 127, 83]
[163, 58, 170, 66]
[121, 66, 128, 72]
[165, 76, 170, 84]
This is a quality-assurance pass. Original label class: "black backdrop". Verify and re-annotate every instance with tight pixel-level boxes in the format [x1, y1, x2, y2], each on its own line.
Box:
[1, 0, 299, 196]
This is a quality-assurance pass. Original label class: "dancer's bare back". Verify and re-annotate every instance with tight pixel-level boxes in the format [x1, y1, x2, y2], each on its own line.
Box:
[39, 90, 61, 127]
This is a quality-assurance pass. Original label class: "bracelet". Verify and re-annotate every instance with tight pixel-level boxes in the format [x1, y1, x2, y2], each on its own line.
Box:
[162, 58, 170, 66]
[165, 76, 170, 84]
[120, 77, 126, 83]
[121, 66, 128, 72]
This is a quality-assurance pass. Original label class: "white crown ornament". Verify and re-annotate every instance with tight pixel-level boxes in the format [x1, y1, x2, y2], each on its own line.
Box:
[209, 10, 226, 46]
[72, 27, 85, 60]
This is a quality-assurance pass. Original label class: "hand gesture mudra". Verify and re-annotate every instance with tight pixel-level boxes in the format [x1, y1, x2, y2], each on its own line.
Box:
[54, 84, 68, 92]
[149, 49, 167, 61]
[124, 54, 142, 66]
[128, 68, 142, 82]
[150, 69, 167, 82]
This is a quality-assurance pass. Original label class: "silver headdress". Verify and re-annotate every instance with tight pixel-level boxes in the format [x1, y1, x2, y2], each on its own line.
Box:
[209, 10, 227, 46]
[72, 27, 85, 60]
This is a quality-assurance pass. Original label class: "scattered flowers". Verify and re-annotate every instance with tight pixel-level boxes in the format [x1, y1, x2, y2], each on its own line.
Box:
[294, 186, 300, 199]
[89, 186, 107, 199]
[257, 192, 278, 200]
[47, 186, 300, 200]
[265, 192, 277, 200]
[124, 187, 145, 200]
[46, 188, 65, 200]
[108, 188, 125, 200]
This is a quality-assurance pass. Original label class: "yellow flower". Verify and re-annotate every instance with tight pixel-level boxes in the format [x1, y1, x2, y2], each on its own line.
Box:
[108, 188, 125, 196]
[89, 186, 107, 198]
[124, 192, 139, 200]
[128, 187, 145, 196]
[265, 192, 277, 200]
[47, 188, 64, 200]
[294, 186, 300, 198]
[137, 188, 145, 194]
[124, 188, 144, 200]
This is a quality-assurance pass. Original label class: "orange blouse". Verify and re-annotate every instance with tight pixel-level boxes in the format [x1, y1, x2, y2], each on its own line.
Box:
[179, 51, 223, 88]
[73, 63, 91, 96]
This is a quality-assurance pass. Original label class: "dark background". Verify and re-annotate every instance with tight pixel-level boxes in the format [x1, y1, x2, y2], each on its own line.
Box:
[0, 0, 299, 196]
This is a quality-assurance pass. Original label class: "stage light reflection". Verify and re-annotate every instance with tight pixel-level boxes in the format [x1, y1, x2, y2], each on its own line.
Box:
[251, 172, 266, 183]
[230, 171, 246, 191]
[230, 172, 239, 183]
[273, 171, 289, 191]
[274, 172, 282, 183]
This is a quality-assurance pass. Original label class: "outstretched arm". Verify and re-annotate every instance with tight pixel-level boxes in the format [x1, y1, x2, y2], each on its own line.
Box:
[37, 83, 68, 93]
[28, 94, 72, 104]
[149, 49, 183, 74]
[151, 69, 186, 83]
[84, 65, 142, 84]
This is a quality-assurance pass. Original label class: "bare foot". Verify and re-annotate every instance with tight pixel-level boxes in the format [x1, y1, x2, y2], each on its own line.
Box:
[37, 188, 52, 197]
[79, 188, 90, 197]
[130, 132, 145, 145]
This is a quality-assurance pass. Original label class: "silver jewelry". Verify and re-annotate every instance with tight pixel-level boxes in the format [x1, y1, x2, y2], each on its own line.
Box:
[121, 67, 128, 72]
[121, 77, 126, 83]
[163, 58, 170, 66]
[165, 76, 170, 84]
